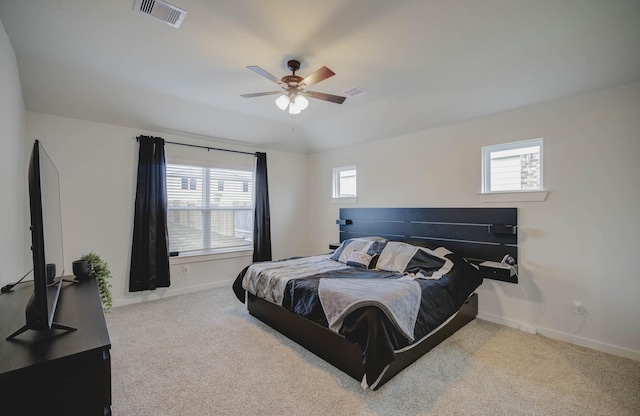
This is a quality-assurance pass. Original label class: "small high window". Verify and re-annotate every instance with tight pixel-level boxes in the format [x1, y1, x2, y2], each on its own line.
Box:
[482, 138, 543, 193]
[333, 166, 357, 198]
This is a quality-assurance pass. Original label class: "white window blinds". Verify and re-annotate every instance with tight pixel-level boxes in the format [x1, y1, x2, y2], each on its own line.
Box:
[166, 163, 253, 255]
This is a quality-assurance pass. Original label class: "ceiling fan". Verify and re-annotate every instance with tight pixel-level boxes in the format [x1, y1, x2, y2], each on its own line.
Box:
[241, 59, 346, 114]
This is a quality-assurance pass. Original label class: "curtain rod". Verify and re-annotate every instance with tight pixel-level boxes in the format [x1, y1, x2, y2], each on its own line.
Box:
[165, 140, 256, 156]
[136, 136, 256, 156]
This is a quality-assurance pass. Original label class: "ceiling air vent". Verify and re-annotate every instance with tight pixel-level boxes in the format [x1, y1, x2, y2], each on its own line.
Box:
[343, 86, 370, 98]
[133, 0, 187, 28]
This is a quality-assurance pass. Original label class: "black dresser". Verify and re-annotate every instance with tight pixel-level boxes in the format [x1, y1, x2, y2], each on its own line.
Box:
[0, 277, 111, 415]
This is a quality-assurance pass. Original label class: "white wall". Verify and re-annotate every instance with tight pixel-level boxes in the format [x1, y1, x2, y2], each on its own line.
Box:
[25, 112, 309, 306]
[0, 19, 25, 287]
[307, 83, 640, 360]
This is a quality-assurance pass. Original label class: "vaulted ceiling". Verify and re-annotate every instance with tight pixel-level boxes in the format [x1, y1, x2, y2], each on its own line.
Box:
[1, 0, 639, 153]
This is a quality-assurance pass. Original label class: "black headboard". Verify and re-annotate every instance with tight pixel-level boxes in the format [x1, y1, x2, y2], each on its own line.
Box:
[337, 207, 518, 282]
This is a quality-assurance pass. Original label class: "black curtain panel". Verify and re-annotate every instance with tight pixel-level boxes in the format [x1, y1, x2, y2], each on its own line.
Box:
[129, 136, 170, 292]
[253, 152, 272, 262]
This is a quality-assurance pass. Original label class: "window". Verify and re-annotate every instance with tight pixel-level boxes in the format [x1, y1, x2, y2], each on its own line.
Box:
[333, 166, 357, 198]
[482, 138, 543, 193]
[166, 163, 253, 256]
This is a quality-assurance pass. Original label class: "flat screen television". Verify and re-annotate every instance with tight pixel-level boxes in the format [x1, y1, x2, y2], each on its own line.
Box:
[6, 140, 75, 340]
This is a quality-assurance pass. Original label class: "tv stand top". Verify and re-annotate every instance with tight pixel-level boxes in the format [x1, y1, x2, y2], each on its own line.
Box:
[0, 277, 110, 376]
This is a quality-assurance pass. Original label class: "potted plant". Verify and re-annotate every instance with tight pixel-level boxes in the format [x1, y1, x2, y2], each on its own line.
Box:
[80, 251, 113, 312]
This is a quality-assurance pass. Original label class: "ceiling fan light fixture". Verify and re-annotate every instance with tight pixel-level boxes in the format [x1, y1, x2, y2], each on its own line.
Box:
[294, 95, 309, 111]
[243, 59, 345, 114]
[288, 100, 302, 114]
[275, 94, 289, 110]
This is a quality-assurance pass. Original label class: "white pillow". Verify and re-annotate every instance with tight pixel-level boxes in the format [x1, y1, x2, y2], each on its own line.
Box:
[356, 236, 387, 241]
[346, 251, 374, 268]
[337, 239, 373, 263]
[376, 241, 418, 272]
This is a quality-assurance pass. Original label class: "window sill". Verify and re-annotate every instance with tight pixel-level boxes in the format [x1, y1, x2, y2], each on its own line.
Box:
[479, 191, 548, 203]
[170, 248, 253, 264]
[332, 197, 358, 204]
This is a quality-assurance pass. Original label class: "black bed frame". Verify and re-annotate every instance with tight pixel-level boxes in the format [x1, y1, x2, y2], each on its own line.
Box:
[248, 292, 478, 389]
[247, 207, 517, 390]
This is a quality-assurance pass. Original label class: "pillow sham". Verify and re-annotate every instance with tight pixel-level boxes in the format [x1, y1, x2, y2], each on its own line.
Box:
[330, 238, 373, 263]
[357, 236, 387, 241]
[404, 247, 454, 279]
[330, 237, 387, 264]
[346, 251, 374, 268]
[376, 241, 418, 272]
[365, 240, 387, 268]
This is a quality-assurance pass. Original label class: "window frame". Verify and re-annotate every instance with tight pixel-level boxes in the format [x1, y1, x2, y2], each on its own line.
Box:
[481, 138, 544, 194]
[332, 165, 357, 201]
[166, 162, 254, 258]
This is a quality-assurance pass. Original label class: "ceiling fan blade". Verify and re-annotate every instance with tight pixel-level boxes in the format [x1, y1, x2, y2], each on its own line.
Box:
[240, 91, 283, 98]
[300, 66, 335, 88]
[246, 66, 285, 86]
[301, 91, 346, 104]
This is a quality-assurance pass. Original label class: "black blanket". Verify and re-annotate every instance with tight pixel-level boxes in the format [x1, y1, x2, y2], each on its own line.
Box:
[232, 245, 482, 386]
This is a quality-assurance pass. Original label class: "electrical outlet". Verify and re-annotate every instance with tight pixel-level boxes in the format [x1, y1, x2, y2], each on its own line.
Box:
[572, 299, 585, 314]
[182, 265, 190, 275]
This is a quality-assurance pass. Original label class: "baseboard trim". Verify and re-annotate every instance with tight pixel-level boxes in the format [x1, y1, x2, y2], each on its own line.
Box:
[112, 279, 234, 308]
[477, 311, 640, 361]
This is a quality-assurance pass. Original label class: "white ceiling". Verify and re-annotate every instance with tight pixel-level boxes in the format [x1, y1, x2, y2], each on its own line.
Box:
[1, 0, 639, 154]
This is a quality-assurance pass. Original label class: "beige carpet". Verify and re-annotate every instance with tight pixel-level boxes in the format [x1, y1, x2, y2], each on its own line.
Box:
[106, 287, 640, 416]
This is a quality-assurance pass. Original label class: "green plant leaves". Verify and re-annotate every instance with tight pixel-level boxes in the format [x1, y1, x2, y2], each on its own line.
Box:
[80, 251, 113, 312]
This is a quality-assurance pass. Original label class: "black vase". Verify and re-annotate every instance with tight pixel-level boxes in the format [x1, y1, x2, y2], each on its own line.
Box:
[72, 260, 92, 280]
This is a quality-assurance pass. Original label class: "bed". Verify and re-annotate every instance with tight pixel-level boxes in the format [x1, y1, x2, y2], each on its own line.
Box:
[232, 207, 518, 389]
